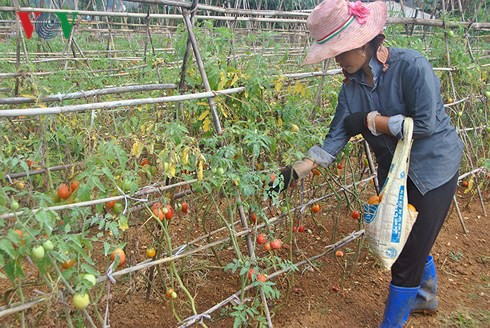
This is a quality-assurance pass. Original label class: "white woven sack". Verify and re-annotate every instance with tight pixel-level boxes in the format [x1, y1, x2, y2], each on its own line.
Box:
[363, 118, 418, 270]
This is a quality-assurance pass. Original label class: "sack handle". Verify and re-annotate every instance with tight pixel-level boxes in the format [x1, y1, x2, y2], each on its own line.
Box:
[380, 118, 414, 194]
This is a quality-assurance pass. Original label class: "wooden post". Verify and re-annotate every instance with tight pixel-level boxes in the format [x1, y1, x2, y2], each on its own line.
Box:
[181, 11, 222, 134]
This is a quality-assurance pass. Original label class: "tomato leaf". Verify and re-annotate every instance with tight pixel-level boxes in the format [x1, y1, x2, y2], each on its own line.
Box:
[0, 239, 15, 259]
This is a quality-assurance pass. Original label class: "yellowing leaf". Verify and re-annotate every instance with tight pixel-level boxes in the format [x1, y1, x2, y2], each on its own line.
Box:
[182, 147, 189, 165]
[196, 102, 208, 106]
[169, 163, 176, 177]
[277, 117, 283, 127]
[293, 82, 306, 97]
[198, 160, 204, 181]
[130, 141, 144, 158]
[230, 73, 239, 87]
[464, 178, 474, 194]
[198, 110, 209, 121]
[274, 77, 285, 93]
[203, 118, 211, 132]
[119, 216, 129, 231]
[20, 93, 37, 99]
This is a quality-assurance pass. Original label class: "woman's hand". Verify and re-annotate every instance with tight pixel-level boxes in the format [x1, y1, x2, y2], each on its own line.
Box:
[270, 159, 316, 194]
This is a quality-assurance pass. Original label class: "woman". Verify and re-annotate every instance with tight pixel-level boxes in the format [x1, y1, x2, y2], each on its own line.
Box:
[281, 1, 463, 327]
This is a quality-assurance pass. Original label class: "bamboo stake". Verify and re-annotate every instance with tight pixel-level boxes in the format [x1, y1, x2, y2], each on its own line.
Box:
[182, 11, 222, 134]
[0, 87, 245, 117]
[0, 83, 178, 105]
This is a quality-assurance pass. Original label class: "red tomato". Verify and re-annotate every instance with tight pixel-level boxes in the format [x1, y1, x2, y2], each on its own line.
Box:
[165, 205, 174, 220]
[337, 163, 343, 170]
[250, 213, 257, 224]
[298, 226, 305, 233]
[292, 226, 297, 233]
[462, 181, 469, 188]
[181, 202, 189, 214]
[351, 210, 361, 220]
[27, 159, 33, 169]
[270, 239, 282, 250]
[256, 274, 267, 282]
[270, 174, 276, 183]
[58, 183, 71, 200]
[247, 268, 255, 280]
[256, 234, 267, 245]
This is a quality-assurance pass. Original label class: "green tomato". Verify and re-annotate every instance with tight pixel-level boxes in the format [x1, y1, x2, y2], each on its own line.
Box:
[82, 274, 97, 288]
[122, 180, 132, 192]
[10, 200, 19, 210]
[457, 111, 463, 117]
[32, 245, 45, 260]
[211, 167, 217, 174]
[113, 203, 124, 215]
[447, 30, 454, 37]
[484, 91, 490, 99]
[281, 206, 289, 214]
[42, 240, 54, 251]
[171, 291, 177, 299]
[217, 167, 225, 176]
[291, 124, 299, 132]
[150, 166, 157, 175]
[73, 293, 90, 310]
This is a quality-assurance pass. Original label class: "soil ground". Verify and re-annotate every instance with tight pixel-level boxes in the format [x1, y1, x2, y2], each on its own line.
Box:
[1, 188, 488, 328]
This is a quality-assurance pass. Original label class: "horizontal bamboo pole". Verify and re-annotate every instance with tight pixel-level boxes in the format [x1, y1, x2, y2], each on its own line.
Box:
[0, 83, 177, 105]
[5, 164, 73, 180]
[0, 64, 148, 79]
[0, 87, 245, 117]
[0, 180, 196, 220]
[1, 7, 489, 29]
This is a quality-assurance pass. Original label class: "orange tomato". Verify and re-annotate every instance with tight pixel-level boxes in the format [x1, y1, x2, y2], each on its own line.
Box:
[70, 181, 79, 193]
[311, 204, 321, 214]
[106, 200, 116, 209]
[13, 229, 25, 247]
[407, 204, 417, 212]
[140, 158, 150, 167]
[312, 168, 321, 176]
[368, 195, 383, 205]
[146, 248, 156, 258]
[166, 288, 175, 299]
[110, 248, 126, 268]
[61, 259, 75, 269]
[335, 250, 344, 258]
[58, 183, 71, 200]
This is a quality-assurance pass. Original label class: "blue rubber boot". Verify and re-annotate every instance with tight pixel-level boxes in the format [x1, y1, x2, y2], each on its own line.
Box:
[380, 284, 419, 328]
[411, 255, 438, 313]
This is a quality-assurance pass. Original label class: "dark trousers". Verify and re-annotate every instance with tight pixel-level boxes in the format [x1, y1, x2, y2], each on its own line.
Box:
[391, 171, 459, 287]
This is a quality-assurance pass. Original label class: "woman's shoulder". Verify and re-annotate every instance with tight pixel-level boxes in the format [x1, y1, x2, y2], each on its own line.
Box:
[387, 47, 427, 64]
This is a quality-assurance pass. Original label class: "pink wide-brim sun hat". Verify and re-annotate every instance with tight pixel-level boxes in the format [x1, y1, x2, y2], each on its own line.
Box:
[304, 0, 387, 65]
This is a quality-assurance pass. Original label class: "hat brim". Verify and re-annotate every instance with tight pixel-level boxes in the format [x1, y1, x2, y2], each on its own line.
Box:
[303, 1, 387, 65]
